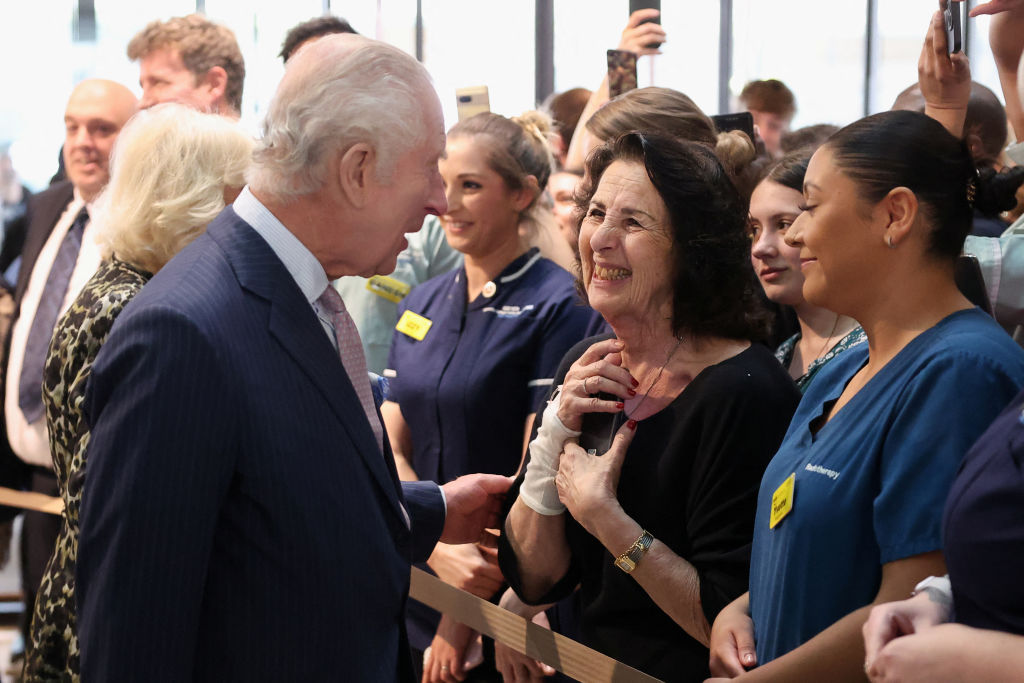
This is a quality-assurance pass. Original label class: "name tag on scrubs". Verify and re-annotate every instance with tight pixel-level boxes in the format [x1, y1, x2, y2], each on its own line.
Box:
[366, 274, 411, 303]
[396, 310, 432, 341]
[770, 473, 795, 529]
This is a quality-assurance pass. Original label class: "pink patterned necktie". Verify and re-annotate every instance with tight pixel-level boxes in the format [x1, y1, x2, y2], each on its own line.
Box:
[317, 285, 384, 454]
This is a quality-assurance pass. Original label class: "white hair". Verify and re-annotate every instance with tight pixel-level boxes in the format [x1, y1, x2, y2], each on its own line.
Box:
[93, 103, 253, 274]
[248, 34, 435, 203]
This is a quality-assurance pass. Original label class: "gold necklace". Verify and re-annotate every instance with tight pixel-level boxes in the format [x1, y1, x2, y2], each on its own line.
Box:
[624, 337, 684, 421]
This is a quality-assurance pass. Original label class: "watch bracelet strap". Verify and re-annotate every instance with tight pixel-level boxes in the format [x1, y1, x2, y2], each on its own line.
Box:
[615, 529, 654, 572]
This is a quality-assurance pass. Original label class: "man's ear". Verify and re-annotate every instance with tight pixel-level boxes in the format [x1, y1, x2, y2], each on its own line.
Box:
[881, 186, 919, 248]
[337, 143, 376, 208]
[200, 66, 229, 111]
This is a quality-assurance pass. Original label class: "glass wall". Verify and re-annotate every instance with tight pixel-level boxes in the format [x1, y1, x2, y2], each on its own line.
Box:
[732, 0, 867, 129]
[0, 1, 1017, 190]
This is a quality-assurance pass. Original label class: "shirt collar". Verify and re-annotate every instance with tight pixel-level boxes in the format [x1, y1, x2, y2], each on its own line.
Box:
[233, 186, 329, 305]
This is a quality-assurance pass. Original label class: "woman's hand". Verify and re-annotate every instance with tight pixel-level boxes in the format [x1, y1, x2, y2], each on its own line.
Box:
[919, 5, 971, 137]
[427, 541, 504, 598]
[423, 615, 483, 683]
[618, 8, 667, 57]
[708, 592, 757, 678]
[555, 420, 636, 535]
[494, 589, 557, 683]
[862, 591, 951, 668]
[557, 338, 636, 432]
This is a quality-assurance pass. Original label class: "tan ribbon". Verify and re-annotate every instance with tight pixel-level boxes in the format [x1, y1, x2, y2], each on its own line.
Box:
[0, 486, 663, 682]
[409, 567, 663, 683]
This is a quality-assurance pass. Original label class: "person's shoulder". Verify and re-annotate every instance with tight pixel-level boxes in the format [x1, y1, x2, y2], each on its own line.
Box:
[919, 308, 1024, 373]
[27, 180, 73, 207]
[701, 343, 800, 396]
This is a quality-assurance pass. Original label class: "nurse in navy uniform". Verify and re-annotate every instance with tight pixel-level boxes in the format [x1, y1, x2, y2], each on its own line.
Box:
[381, 111, 593, 682]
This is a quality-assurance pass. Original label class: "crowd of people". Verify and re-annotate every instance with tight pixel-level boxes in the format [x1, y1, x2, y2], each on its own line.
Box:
[0, 1, 1022, 682]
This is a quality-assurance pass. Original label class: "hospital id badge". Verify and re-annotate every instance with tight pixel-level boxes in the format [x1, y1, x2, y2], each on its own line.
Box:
[769, 473, 795, 529]
[396, 310, 432, 341]
[366, 274, 411, 303]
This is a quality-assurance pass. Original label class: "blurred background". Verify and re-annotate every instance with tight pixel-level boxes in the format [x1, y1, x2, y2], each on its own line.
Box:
[0, 0, 1007, 191]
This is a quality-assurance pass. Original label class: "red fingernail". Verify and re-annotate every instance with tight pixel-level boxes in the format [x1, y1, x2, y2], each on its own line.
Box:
[631, 377, 639, 387]
[628, 388, 637, 396]
[615, 402, 625, 410]
[627, 419, 638, 430]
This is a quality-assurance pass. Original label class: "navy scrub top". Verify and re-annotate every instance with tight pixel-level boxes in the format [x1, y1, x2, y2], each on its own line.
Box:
[748, 308, 1024, 663]
[385, 248, 593, 483]
[943, 386, 1024, 634]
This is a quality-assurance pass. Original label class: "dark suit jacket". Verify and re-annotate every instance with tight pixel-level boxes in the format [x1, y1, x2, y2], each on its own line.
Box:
[0, 181, 75, 508]
[76, 208, 446, 682]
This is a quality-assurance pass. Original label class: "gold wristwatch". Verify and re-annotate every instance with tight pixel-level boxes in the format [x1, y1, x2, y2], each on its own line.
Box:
[614, 530, 654, 573]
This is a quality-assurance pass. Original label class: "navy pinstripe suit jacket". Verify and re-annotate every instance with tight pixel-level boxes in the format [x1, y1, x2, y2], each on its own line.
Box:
[76, 208, 444, 681]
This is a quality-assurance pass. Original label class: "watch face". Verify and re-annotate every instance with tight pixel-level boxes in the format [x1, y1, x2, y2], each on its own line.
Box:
[614, 556, 636, 573]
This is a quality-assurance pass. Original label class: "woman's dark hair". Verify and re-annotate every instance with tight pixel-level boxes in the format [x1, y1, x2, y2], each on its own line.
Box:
[761, 150, 813, 193]
[824, 110, 1005, 261]
[576, 131, 771, 341]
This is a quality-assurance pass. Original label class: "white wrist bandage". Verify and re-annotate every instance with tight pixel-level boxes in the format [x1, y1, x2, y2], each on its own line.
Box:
[519, 386, 580, 515]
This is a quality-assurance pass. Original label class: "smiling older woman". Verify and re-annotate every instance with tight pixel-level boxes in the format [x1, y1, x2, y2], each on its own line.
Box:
[497, 132, 801, 682]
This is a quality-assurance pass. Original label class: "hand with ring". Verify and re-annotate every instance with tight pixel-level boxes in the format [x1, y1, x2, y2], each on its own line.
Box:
[556, 338, 638, 432]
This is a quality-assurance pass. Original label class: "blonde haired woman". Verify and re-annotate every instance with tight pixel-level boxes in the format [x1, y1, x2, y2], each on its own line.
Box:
[382, 111, 593, 682]
[26, 103, 251, 681]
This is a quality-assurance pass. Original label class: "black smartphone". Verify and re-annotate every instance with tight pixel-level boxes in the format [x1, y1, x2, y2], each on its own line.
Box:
[607, 49, 638, 99]
[711, 112, 756, 143]
[955, 254, 992, 315]
[629, 0, 662, 49]
[578, 395, 626, 456]
[944, 1, 963, 54]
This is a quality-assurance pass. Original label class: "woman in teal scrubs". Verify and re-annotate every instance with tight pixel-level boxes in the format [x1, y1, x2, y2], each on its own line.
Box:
[707, 110, 1024, 682]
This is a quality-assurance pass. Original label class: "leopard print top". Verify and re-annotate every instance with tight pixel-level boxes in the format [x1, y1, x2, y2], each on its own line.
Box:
[25, 258, 151, 682]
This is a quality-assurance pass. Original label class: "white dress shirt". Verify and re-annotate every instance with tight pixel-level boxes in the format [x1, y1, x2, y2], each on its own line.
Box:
[5, 189, 103, 468]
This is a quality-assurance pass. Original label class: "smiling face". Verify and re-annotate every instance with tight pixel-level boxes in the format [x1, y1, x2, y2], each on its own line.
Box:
[748, 179, 806, 307]
[438, 135, 528, 259]
[63, 80, 137, 201]
[579, 160, 674, 326]
[548, 170, 581, 248]
[786, 146, 881, 311]
[139, 47, 217, 111]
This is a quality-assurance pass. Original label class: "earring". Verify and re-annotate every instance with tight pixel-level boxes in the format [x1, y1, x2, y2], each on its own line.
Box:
[886, 235, 895, 249]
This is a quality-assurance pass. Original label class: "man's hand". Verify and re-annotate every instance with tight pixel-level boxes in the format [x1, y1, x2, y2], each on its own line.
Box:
[440, 474, 512, 544]
[427, 542, 504, 598]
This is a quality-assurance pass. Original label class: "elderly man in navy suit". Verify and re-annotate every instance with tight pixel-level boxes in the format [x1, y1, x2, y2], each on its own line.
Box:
[76, 34, 509, 682]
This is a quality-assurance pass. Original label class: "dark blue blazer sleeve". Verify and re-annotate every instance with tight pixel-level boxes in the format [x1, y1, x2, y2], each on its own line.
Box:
[402, 480, 445, 562]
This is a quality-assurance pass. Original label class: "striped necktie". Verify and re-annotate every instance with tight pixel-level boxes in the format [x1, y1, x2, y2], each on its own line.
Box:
[317, 285, 384, 454]
[18, 206, 88, 424]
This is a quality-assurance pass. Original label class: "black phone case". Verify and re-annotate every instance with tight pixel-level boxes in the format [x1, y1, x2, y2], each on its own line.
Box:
[578, 393, 626, 456]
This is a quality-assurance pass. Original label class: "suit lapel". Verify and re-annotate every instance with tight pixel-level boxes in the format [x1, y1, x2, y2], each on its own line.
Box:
[16, 181, 75, 305]
[208, 211, 408, 525]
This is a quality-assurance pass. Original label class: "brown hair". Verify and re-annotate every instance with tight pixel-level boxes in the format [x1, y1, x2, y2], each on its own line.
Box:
[578, 132, 771, 341]
[448, 111, 555, 218]
[585, 87, 756, 185]
[544, 87, 592, 152]
[739, 79, 796, 119]
[127, 14, 245, 114]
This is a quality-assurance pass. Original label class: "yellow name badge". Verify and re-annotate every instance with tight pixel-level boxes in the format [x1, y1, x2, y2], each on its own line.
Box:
[769, 473, 795, 529]
[366, 275, 411, 304]
[396, 310, 433, 341]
